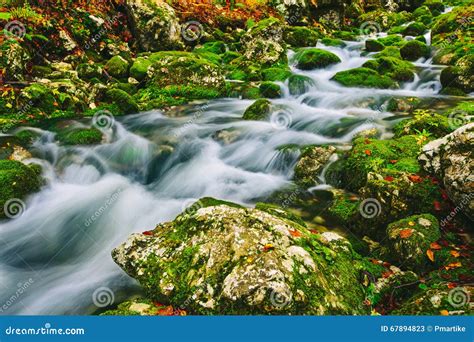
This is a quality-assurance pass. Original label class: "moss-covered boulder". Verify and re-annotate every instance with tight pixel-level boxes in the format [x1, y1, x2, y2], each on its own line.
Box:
[283, 26, 319, 48]
[440, 55, 473, 94]
[261, 67, 292, 82]
[76, 63, 103, 80]
[393, 110, 453, 138]
[2, 41, 30, 82]
[55, 128, 103, 145]
[363, 56, 415, 82]
[294, 146, 336, 187]
[20, 83, 56, 113]
[240, 17, 287, 66]
[106, 89, 139, 114]
[105, 56, 130, 79]
[293, 48, 341, 70]
[400, 40, 430, 61]
[129, 57, 152, 81]
[402, 22, 427, 37]
[112, 199, 371, 314]
[365, 39, 384, 52]
[0, 160, 42, 218]
[259, 82, 281, 98]
[331, 67, 397, 88]
[243, 99, 271, 120]
[288, 74, 315, 96]
[386, 214, 441, 271]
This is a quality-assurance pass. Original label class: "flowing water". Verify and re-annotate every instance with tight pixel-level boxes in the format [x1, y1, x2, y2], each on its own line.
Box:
[0, 34, 469, 314]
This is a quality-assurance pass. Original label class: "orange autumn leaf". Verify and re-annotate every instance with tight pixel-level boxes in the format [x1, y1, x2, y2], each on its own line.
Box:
[364, 149, 372, 156]
[408, 174, 423, 183]
[447, 282, 457, 289]
[445, 262, 462, 270]
[450, 250, 460, 258]
[289, 229, 302, 238]
[440, 310, 449, 316]
[263, 244, 275, 252]
[156, 305, 174, 316]
[426, 249, 435, 262]
[399, 229, 413, 239]
[430, 242, 442, 250]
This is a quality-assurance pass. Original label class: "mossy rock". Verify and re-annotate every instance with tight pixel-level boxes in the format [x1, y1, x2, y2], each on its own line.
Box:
[0, 160, 42, 218]
[320, 38, 345, 47]
[259, 82, 281, 98]
[288, 74, 315, 96]
[105, 56, 130, 79]
[293, 48, 341, 70]
[227, 58, 262, 81]
[283, 26, 319, 47]
[221, 51, 241, 64]
[377, 35, 404, 47]
[194, 41, 226, 55]
[55, 128, 103, 145]
[106, 89, 139, 114]
[393, 110, 453, 138]
[374, 46, 402, 59]
[365, 39, 384, 52]
[294, 145, 336, 187]
[31, 65, 52, 78]
[261, 67, 292, 82]
[440, 55, 473, 93]
[363, 57, 415, 82]
[386, 214, 441, 271]
[242, 98, 271, 120]
[402, 22, 427, 37]
[112, 199, 371, 314]
[76, 63, 102, 80]
[400, 40, 430, 61]
[130, 57, 152, 81]
[331, 67, 397, 89]
[20, 83, 56, 113]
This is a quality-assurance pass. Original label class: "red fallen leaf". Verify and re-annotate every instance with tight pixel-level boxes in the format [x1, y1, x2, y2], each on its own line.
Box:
[363, 299, 372, 306]
[447, 282, 458, 289]
[439, 240, 450, 247]
[289, 229, 302, 238]
[369, 258, 381, 265]
[389, 160, 398, 164]
[382, 271, 393, 278]
[142, 231, 154, 236]
[384, 176, 394, 182]
[382, 261, 391, 268]
[364, 149, 372, 156]
[444, 262, 462, 270]
[441, 191, 449, 200]
[431, 177, 439, 185]
[450, 250, 461, 258]
[156, 306, 174, 316]
[433, 201, 442, 211]
[153, 301, 166, 307]
[399, 229, 414, 239]
[309, 229, 319, 234]
[426, 249, 435, 262]
[408, 174, 423, 183]
[263, 244, 275, 252]
[430, 242, 442, 250]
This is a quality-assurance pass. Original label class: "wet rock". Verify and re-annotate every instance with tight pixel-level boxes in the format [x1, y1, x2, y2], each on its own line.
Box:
[293, 48, 341, 70]
[288, 74, 315, 96]
[242, 98, 271, 120]
[284, 26, 319, 47]
[440, 55, 474, 94]
[400, 40, 430, 61]
[126, 0, 184, 51]
[332, 67, 397, 88]
[294, 145, 337, 187]
[3, 41, 30, 81]
[112, 198, 370, 314]
[418, 123, 474, 220]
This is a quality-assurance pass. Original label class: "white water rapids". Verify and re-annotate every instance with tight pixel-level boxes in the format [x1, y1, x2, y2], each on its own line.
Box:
[0, 35, 464, 314]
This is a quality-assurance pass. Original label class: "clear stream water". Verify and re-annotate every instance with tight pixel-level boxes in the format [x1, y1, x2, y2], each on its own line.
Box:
[0, 33, 469, 314]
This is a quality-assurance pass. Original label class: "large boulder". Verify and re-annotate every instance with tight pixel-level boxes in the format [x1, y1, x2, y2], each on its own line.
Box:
[418, 123, 474, 221]
[440, 55, 474, 94]
[240, 17, 287, 66]
[294, 145, 337, 187]
[126, 0, 184, 51]
[112, 198, 370, 315]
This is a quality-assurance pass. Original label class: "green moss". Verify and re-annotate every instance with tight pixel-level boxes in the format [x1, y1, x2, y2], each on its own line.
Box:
[129, 57, 152, 81]
[293, 48, 341, 70]
[331, 67, 397, 89]
[377, 35, 404, 47]
[259, 82, 281, 98]
[106, 89, 139, 114]
[284, 26, 319, 47]
[255, 202, 307, 227]
[56, 128, 103, 145]
[393, 110, 453, 138]
[242, 98, 271, 120]
[227, 58, 262, 81]
[363, 56, 415, 82]
[261, 67, 291, 82]
[403, 22, 427, 36]
[76, 63, 102, 80]
[365, 39, 384, 52]
[31, 65, 52, 78]
[221, 51, 241, 64]
[21, 83, 56, 113]
[328, 195, 359, 224]
[320, 38, 345, 47]
[288, 74, 315, 96]
[0, 160, 42, 218]
[400, 40, 430, 61]
[105, 55, 129, 79]
[194, 41, 226, 55]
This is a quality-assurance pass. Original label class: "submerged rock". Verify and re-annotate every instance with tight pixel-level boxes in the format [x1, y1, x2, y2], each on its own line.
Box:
[294, 146, 337, 187]
[112, 198, 370, 315]
[418, 123, 474, 221]
[242, 99, 271, 121]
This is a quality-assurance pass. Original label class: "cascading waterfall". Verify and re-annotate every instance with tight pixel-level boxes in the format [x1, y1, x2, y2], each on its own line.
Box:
[0, 34, 462, 315]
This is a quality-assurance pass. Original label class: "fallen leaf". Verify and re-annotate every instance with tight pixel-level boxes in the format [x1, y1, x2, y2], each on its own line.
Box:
[142, 231, 154, 236]
[408, 221, 415, 226]
[447, 282, 457, 289]
[364, 149, 372, 156]
[433, 201, 442, 211]
[382, 271, 393, 278]
[263, 244, 275, 252]
[399, 229, 413, 239]
[450, 250, 460, 258]
[426, 249, 435, 262]
[309, 229, 319, 235]
[156, 305, 174, 316]
[430, 242, 442, 250]
[408, 174, 423, 183]
[384, 176, 394, 182]
[444, 262, 462, 270]
[389, 160, 398, 164]
[440, 310, 449, 316]
[289, 229, 302, 238]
